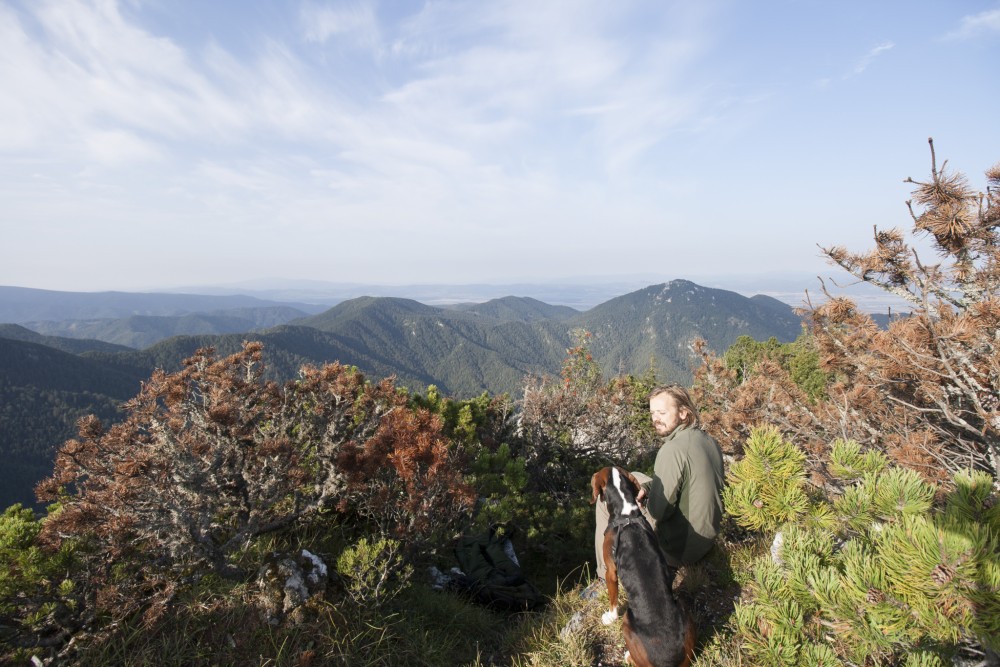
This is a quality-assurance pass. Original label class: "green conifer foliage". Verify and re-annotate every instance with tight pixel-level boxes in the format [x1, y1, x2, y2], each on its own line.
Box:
[468, 442, 531, 530]
[828, 438, 887, 481]
[722, 332, 831, 403]
[0, 504, 81, 661]
[721, 429, 1000, 664]
[335, 537, 413, 609]
[724, 425, 811, 532]
[946, 469, 1000, 531]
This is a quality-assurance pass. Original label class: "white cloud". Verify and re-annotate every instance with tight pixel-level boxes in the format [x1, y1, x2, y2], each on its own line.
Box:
[83, 129, 161, 164]
[1, 0, 354, 161]
[377, 1, 714, 178]
[14, 0, 929, 291]
[299, 0, 381, 52]
[2, 0, 723, 189]
[851, 41, 894, 76]
[943, 8, 1000, 40]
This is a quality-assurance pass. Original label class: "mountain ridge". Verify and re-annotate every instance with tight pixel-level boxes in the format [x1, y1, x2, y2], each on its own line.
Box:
[0, 280, 805, 510]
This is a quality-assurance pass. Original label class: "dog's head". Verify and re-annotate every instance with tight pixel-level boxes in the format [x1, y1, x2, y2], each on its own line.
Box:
[590, 466, 643, 518]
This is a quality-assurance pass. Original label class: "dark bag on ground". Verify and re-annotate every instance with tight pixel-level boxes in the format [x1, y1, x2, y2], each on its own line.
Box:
[450, 524, 542, 612]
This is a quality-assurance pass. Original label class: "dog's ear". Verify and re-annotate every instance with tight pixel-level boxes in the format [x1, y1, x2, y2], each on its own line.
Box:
[590, 468, 609, 505]
[621, 468, 643, 494]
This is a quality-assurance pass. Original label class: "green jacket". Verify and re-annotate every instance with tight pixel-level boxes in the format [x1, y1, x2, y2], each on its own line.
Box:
[643, 424, 725, 566]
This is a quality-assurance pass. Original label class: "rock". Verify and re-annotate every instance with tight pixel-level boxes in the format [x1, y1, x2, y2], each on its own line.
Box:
[559, 610, 585, 641]
[257, 549, 329, 625]
[770, 530, 784, 567]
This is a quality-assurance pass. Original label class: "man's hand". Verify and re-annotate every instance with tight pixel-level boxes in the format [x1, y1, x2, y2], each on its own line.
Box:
[636, 487, 647, 505]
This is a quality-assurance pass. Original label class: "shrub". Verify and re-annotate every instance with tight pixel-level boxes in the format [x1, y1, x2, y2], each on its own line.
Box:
[518, 330, 657, 503]
[335, 404, 475, 551]
[724, 426, 813, 533]
[0, 504, 83, 663]
[27, 343, 473, 652]
[723, 333, 829, 403]
[719, 432, 1000, 664]
[335, 537, 413, 609]
[813, 140, 1000, 483]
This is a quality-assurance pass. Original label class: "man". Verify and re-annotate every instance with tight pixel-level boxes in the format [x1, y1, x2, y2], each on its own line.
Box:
[591, 384, 725, 583]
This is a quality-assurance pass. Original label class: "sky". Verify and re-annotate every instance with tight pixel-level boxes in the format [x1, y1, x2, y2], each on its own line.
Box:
[1, 0, 998, 295]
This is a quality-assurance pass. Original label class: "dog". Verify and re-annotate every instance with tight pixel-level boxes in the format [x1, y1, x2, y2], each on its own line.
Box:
[590, 466, 696, 667]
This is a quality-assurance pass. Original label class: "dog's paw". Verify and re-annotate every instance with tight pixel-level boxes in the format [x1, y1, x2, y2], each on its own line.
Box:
[601, 607, 619, 625]
[624, 649, 632, 665]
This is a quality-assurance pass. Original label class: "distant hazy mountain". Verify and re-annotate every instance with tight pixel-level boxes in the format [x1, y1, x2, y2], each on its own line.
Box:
[153, 278, 665, 310]
[147, 273, 914, 313]
[24, 306, 314, 349]
[0, 286, 324, 324]
[3, 279, 809, 401]
[0, 280, 807, 509]
[0, 324, 133, 354]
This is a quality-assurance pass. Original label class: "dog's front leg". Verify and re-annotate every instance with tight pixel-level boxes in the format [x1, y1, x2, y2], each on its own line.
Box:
[622, 618, 647, 666]
[601, 530, 620, 625]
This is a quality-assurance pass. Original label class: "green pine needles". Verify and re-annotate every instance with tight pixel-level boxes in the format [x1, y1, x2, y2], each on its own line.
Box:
[724, 425, 812, 533]
[718, 428, 1000, 665]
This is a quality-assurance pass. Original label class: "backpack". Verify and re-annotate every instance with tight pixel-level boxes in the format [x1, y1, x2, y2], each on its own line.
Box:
[451, 524, 543, 612]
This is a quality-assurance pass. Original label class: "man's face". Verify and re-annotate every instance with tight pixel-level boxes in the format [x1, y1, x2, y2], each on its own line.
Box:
[649, 392, 687, 437]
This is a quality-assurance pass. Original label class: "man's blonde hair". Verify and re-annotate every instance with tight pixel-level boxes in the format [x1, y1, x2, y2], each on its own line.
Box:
[648, 384, 700, 428]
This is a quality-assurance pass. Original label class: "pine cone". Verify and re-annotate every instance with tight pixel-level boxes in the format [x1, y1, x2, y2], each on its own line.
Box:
[931, 564, 955, 586]
[866, 587, 885, 604]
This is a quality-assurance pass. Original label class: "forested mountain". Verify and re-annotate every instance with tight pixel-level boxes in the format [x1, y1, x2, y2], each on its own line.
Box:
[294, 296, 574, 394]
[573, 281, 804, 380]
[0, 280, 806, 510]
[449, 296, 579, 322]
[0, 338, 149, 511]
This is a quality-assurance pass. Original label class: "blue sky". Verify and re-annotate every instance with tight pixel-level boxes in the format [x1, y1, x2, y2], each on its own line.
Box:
[2, 0, 998, 295]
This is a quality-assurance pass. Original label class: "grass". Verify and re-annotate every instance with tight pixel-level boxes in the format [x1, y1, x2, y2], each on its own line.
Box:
[31, 519, 762, 667]
[57, 561, 748, 666]
[70, 581, 506, 667]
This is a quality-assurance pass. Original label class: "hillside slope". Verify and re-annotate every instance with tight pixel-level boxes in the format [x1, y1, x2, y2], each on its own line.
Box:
[0, 338, 147, 510]
[450, 296, 579, 322]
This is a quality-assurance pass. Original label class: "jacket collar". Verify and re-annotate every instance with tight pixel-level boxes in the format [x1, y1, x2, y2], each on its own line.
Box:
[664, 423, 693, 441]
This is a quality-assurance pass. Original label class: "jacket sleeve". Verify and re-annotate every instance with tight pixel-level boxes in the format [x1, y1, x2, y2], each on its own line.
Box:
[646, 442, 686, 522]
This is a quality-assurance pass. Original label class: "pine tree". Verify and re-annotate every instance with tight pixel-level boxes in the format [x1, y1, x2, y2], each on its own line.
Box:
[695, 142, 1000, 487]
[813, 140, 1000, 484]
